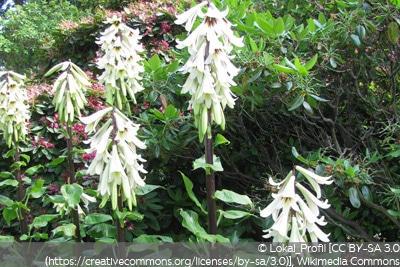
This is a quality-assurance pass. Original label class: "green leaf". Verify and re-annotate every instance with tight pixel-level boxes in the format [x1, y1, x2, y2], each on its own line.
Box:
[87, 223, 117, 239]
[25, 164, 43, 176]
[167, 60, 180, 73]
[179, 209, 229, 242]
[291, 147, 308, 164]
[304, 54, 318, 70]
[3, 208, 17, 226]
[288, 95, 304, 111]
[31, 214, 59, 228]
[350, 34, 361, 47]
[148, 54, 161, 71]
[132, 234, 173, 242]
[84, 213, 113, 225]
[213, 134, 230, 148]
[0, 236, 14, 242]
[330, 57, 337, 68]
[274, 17, 285, 35]
[193, 155, 223, 173]
[273, 64, 296, 74]
[0, 172, 14, 179]
[180, 172, 207, 214]
[303, 101, 313, 114]
[248, 37, 258, 52]
[164, 104, 179, 119]
[390, 187, 400, 194]
[361, 185, 372, 202]
[0, 195, 14, 206]
[135, 184, 164, 196]
[49, 156, 66, 166]
[61, 184, 83, 209]
[387, 209, 400, 217]
[309, 94, 329, 102]
[29, 179, 46, 198]
[0, 179, 18, 187]
[388, 22, 400, 44]
[219, 210, 255, 219]
[52, 223, 76, 237]
[214, 189, 253, 207]
[349, 187, 361, 208]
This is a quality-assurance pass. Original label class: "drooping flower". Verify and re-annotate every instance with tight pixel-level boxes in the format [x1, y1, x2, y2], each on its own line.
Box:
[80, 107, 147, 211]
[260, 166, 333, 242]
[96, 15, 145, 110]
[0, 71, 30, 147]
[175, 2, 244, 141]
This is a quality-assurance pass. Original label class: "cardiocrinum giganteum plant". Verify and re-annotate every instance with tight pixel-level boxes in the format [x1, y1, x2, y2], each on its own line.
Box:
[261, 166, 333, 242]
[80, 16, 147, 242]
[174, 0, 244, 233]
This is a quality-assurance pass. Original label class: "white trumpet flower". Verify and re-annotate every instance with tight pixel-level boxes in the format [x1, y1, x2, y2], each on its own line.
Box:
[175, 2, 243, 141]
[0, 71, 30, 148]
[260, 166, 333, 242]
[96, 15, 144, 110]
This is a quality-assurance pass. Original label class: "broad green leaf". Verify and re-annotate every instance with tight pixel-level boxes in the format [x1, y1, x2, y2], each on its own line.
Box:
[180, 172, 207, 214]
[148, 54, 161, 71]
[349, 187, 361, 208]
[255, 18, 274, 34]
[0, 195, 14, 206]
[219, 210, 255, 219]
[387, 209, 400, 217]
[355, 25, 366, 40]
[361, 186, 373, 202]
[3, 208, 17, 226]
[329, 57, 337, 68]
[87, 223, 117, 238]
[350, 34, 361, 47]
[284, 57, 297, 70]
[29, 179, 46, 198]
[387, 149, 400, 158]
[214, 189, 253, 207]
[193, 155, 223, 173]
[248, 37, 258, 52]
[25, 164, 43, 176]
[309, 94, 329, 102]
[304, 54, 318, 70]
[49, 156, 66, 166]
[31, 214, 59, 228]
[274, 17, 285, 35]
[303, 101, 313, 114]
[167, 60, 180, 73]
[135, 184, 164, 196]
[273, 64, 296, 74]
[132, 234, 173, 242]
[0, 236, 14, 242]
[0, 172, 13, 179]
[388, 22, 400, 44]
[164, 104, 179, 119]
[52, 223, 76, 237]
[84, 213, 113, 225]
[0, 179, 18, 187]
[61, 184, 83, 208]
[288, 95, 304, 111]
[179, 209, 229, 242]
[213, 134, 230, 148]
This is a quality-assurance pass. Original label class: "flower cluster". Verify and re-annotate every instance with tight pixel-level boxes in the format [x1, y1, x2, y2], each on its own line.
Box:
[260, 166, 333, 242]
[96, 16, 145, 110]
[174, 1, 244, 141]
[0, 71, 30, 147]
[45, 61, 90, 125]
[80, 107, 147, 211]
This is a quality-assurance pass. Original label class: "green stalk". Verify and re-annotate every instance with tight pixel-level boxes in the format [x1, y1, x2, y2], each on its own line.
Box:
[205, 109, 217, 234]
[66, 125, 81, 242]
[14, 145, 28, 236]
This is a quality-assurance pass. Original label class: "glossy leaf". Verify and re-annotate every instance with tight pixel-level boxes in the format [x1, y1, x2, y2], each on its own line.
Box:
[193, 155, 223, 173]
[84, 213, 113, 225]
[31, 214, 59, 228]
[213, 134, 230, 148]
[349, 187, 361, 208]
[214, 189, 253, 207]
[180, 172, 207, 214]
[0, 179, 18, 187]
[361, 186, 373, 202]
[52, 223, 76, 237]
[61, 183, 83, 209]
[288, 95, 304, 111]
[273, 64, 296, 74]
[219, 210, 255, 219]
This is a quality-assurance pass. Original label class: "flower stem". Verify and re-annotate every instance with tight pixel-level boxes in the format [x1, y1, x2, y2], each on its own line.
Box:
[66, 124, 81, 242]
[14, 146, 28, 236]
[205, 108, 217, 234]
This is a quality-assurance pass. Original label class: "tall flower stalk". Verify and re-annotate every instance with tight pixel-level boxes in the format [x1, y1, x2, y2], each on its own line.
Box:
[175, 1, 244, 233]
[81, 15, 147, 241]
[0, 71, 30, 235]
[45, 60, 91, 242]
[260, 166, 333, 242]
